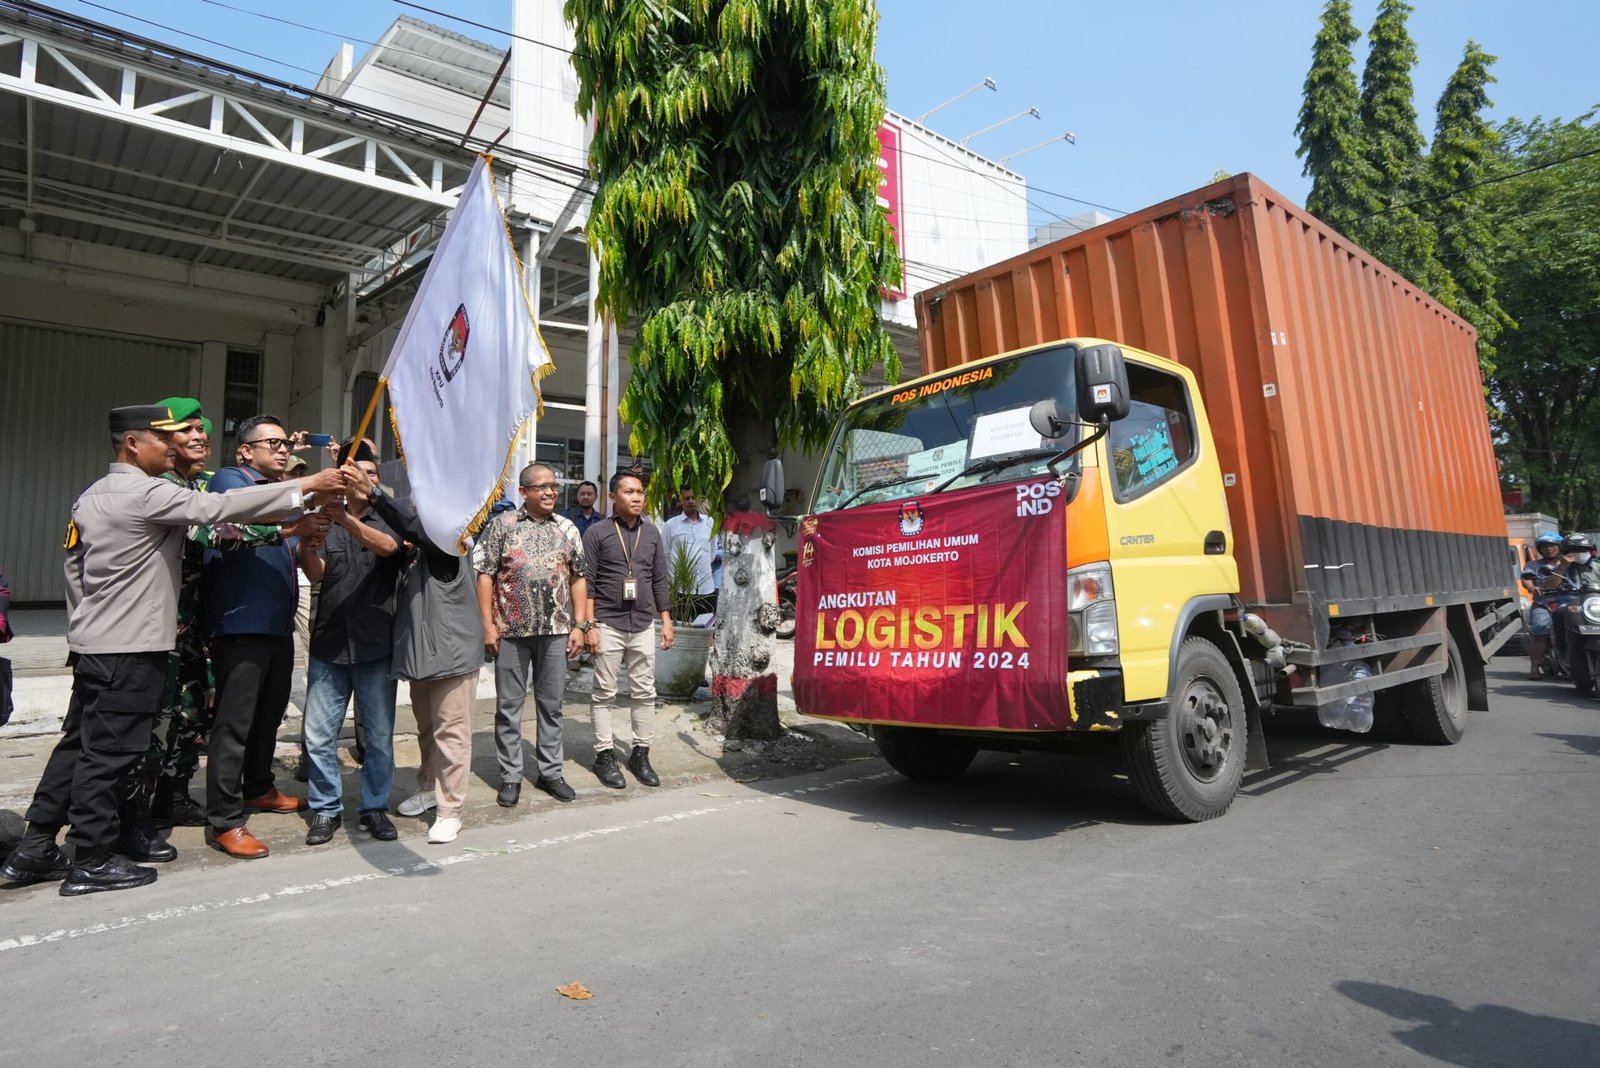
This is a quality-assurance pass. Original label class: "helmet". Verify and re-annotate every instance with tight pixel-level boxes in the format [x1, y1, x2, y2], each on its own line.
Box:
[1536, 531, 1564, 546]
[1564, 533, 1596, 554]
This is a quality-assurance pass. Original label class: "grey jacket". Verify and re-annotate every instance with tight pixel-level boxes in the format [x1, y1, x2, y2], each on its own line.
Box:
[66, 463, 303, 655]
[372, 493, 483, 682]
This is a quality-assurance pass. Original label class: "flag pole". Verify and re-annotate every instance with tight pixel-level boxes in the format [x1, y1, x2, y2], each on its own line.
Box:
[350, 377, 387, 454]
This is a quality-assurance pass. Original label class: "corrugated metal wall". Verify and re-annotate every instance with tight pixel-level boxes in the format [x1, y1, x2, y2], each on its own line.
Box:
[915, 173, 1505, 612]
[1, 320, 197, 602]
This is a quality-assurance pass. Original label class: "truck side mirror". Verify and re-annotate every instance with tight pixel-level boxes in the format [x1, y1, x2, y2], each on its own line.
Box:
[759, 459, 785, 512]
[1078, 343, 1131, 423]
[1029, 399, 1068, 440]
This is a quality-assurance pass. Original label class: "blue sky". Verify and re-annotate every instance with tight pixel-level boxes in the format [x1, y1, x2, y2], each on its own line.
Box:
[50, 0, 1600, 230]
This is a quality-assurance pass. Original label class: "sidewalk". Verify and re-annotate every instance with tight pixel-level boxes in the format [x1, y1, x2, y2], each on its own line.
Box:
[0, 639, 880, 870]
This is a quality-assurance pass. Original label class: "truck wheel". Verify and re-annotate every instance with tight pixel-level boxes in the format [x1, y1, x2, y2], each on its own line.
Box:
[1121, 637, 1246, 822]
[876, 727, 978, 782]
[1401, 634, 1467, 744]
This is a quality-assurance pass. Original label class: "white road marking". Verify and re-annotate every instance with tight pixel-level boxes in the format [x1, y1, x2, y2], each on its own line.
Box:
[0, 770, 892, 954]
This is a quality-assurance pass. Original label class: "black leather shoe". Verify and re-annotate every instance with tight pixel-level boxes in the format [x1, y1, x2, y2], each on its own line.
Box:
[593, 749, 626, 789]
[151, 781, 208, 828]
[497, 781, 522, 808]
[305, 813, 342, 846]
[535, 776, 576, 802]
[1, 840, 71, 884]
[114, 822, 178, 863]
[358, 811, 398, 841]
[59, 851, 157, 896]
[626, 745, 661, 787]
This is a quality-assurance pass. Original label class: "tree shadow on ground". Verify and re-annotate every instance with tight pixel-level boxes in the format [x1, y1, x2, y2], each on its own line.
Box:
[1338, 980, 1600, 1067]
[1537, 732, 1600, 756]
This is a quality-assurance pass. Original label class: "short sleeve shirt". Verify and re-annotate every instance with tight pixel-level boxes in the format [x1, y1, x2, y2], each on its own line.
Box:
[472, 507, 587, 637]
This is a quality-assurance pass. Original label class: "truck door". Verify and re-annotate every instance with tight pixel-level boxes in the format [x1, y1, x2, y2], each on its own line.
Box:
[1101, 363, 1238, 701]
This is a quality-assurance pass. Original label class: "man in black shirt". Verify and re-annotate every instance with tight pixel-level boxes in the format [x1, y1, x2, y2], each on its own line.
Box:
[298, 441, 403, 844]
[581, 471, 672, 788]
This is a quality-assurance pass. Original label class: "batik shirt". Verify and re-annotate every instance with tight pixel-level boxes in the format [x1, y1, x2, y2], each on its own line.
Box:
[472, 507, 587, 637]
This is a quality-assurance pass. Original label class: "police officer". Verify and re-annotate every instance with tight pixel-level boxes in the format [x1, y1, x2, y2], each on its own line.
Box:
[0, 405, 347, 897]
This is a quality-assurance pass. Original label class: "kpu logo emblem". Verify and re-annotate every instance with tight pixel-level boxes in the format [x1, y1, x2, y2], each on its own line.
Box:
[899, 501, 924, 537]
[439, 304, 470, 382]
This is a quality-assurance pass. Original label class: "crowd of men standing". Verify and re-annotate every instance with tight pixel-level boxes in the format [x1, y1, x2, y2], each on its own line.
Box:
[1, 398, 722, 898]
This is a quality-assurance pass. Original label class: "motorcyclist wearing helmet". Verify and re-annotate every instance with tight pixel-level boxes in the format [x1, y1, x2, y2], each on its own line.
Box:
[1522, 532, 1570, 679]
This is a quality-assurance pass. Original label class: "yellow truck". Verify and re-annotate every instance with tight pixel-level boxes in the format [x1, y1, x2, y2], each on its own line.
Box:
[790, 176, 1521, 820]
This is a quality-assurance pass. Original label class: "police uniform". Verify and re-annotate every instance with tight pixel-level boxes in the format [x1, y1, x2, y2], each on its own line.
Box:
[0, 405, 309, 897]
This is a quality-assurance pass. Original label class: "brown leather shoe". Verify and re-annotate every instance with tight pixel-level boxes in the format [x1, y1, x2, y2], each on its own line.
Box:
[243, 788, 308, 813]
[207, 826, 270, 859]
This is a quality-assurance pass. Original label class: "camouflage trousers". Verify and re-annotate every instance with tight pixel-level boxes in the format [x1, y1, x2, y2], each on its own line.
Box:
[124, 643, 215, 808]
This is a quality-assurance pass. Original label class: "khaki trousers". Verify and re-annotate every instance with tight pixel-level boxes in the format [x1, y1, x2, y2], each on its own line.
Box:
[590, 623, 656, 752]
[409, 672, 477, 818]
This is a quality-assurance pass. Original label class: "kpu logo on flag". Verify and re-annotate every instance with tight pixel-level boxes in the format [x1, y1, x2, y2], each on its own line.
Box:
[429, 304, 471, 406]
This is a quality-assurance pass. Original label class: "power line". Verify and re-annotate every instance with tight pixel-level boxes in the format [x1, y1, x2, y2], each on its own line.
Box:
[1354, 144, 1600, 221]
[393, 0, 577, 58]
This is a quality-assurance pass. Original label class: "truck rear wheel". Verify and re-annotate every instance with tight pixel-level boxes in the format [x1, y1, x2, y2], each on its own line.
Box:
[1122, 637, 1246, 822]
[1400, 634, 1467, 744]
[876, 726, 978, 782]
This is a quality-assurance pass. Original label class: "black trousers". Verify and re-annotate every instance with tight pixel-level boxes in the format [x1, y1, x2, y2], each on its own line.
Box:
[206, 634, 293, 831]
[25, 651, 166, 853]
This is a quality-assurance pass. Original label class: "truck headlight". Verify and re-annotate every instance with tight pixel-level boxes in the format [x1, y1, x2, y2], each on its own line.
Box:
[1067, 562, 1118, 657]
[1584, 596, 1600, 624]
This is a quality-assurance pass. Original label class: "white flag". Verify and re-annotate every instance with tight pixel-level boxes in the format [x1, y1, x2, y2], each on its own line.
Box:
[382, 155, 552, 554]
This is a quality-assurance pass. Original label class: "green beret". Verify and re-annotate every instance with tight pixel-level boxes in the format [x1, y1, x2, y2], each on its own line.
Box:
[154, 396, 203, 423]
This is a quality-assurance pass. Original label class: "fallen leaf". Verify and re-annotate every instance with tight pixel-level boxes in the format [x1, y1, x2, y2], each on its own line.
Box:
[556, 982, 595, 1000]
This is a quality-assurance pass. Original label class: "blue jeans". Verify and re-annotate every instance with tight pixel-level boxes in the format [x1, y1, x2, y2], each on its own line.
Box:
[304, 656, 397, 816]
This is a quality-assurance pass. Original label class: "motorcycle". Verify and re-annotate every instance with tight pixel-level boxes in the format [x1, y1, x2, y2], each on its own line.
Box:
[1560, 568, 1600, 697]
[775, 563, 797, 640]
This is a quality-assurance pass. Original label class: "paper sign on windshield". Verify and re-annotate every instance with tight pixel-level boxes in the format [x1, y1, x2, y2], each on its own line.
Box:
[968, 407, 1043, 460]
[905, 444, 965, 481]
[794, 480, 1071, 731]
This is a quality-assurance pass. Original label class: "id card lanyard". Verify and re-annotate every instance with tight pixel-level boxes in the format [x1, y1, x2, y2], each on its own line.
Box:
[614, 518, 642, 601]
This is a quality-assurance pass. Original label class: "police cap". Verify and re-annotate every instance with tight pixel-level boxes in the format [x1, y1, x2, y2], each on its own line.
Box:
[110, 405, 188, 434]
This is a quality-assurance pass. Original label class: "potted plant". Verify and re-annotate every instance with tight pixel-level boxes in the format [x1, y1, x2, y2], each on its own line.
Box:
[655, 539, 714, 698]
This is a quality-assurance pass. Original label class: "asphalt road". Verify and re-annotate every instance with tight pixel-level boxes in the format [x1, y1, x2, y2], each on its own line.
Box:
[3, 660, 1597, 1067]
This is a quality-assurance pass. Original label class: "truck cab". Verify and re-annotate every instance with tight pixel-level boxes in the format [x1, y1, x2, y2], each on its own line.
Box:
[796, 338, 1257, 820]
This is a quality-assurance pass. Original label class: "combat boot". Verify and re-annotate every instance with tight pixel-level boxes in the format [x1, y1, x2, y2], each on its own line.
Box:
[113, 818, 177, 863]
[1, 826, 71, 884]
[151, 776, 207, 828]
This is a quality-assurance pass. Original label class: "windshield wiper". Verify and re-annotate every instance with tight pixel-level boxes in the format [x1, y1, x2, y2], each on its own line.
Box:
[931, 447, 1069, 495]
[834, 474, 930, 510]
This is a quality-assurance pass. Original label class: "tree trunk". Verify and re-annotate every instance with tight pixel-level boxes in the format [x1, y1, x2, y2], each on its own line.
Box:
[709, 402, 783, 740]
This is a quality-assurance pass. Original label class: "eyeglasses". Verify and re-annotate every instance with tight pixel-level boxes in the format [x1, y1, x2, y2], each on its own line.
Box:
[245, 437, 291, 451]
[521, 482, 559, 493]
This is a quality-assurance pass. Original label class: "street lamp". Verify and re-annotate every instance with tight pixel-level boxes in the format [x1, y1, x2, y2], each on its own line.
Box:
[1001, 132, 1077, 165]
[914, 77, 997, 125]
[958, 107, 1041, 148]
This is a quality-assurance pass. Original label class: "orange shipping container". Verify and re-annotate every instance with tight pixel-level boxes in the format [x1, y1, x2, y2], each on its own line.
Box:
[915, 173, 1508, 627]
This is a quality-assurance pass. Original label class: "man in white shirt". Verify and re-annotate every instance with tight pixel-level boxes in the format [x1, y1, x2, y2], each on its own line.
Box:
[660, 488, 720, 619]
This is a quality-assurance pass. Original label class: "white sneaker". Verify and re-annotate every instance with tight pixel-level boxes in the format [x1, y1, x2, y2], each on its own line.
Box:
[398, 790, 437, 817]
[427, 816, 461, 844]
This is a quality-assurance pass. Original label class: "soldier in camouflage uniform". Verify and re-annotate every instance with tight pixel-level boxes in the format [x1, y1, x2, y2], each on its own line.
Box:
[122, 399, 288, 830]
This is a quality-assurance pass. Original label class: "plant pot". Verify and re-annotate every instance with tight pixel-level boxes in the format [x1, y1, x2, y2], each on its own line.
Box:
[655, 622, 712, 699]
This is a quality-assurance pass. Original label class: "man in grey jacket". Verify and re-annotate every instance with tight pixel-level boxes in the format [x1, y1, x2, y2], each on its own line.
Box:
[348, 467, 483, 845]
[0, 405, 346, 896]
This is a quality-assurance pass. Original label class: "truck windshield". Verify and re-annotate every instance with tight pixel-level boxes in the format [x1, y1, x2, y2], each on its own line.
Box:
[812, 345, 1079, 512]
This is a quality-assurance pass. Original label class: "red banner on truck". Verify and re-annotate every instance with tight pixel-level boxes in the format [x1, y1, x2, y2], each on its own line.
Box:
[794, 480, 1072, 731]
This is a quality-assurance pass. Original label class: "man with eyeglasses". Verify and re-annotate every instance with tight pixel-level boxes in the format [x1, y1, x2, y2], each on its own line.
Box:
[197, 414, 333, 859]
[0, 405, 346, 895]
[473, 463, 591, 807]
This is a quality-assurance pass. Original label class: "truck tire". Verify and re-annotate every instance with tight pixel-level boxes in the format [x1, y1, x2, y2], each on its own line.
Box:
[876, 726, 978, 782]
[1399, 633, 1467, 744]
[1121, 637, 1247, 822]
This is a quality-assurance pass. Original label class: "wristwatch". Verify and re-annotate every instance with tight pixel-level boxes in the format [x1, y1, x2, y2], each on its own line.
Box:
[369, 483, 386, 500]
[576, 621, 594, 632]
